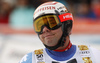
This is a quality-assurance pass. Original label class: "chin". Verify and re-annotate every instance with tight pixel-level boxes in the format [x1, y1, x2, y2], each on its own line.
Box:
[45, 43, 57, 47]
[44, 40, 58, 46]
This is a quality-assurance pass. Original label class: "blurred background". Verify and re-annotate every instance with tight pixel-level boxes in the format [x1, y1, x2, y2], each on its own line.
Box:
[0, 0, 100, 63]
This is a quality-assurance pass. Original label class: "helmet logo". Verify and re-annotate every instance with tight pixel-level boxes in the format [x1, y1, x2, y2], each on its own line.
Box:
[59, 13, 73, 22]
[63, 15, 72, 19]
[34, 6, 55, 15]
[57, 6, 68, 14]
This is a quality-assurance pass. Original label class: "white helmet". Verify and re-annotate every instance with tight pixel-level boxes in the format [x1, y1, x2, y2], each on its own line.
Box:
[34, 1, 69, 19]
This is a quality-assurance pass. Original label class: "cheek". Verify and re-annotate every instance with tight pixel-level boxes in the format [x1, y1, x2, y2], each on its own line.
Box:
[39, 35, 44, 42]
[57, 31, 62, 39]
[54, 28, 62, 35]
[52, 27, 63, 39]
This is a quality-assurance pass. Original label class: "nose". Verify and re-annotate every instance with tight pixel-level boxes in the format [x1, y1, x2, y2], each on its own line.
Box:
[42, 26, 50, 33]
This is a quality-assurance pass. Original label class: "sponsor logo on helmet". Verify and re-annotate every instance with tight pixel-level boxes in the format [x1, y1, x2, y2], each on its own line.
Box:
[59, 13, 73, 22]
[63, 15, 72, 19]
[34, 6, 55, 15]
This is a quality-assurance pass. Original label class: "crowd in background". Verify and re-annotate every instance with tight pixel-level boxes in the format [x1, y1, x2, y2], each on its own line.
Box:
[0, 0, 100, 29]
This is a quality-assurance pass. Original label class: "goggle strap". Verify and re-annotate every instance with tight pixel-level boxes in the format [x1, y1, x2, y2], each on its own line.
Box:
[58, 13, 73, 22]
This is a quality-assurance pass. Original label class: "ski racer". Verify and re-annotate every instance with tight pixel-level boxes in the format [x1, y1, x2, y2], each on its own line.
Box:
[19, 1, 100, 63]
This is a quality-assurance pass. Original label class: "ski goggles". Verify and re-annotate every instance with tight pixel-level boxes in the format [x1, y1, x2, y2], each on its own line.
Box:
[33, 13, 73, 34]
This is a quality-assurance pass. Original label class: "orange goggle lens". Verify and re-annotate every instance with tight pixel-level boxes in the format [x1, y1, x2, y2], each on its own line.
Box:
[34, 15, 60, 33]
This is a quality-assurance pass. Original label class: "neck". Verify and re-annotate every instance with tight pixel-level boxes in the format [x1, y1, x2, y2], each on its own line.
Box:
[45, 45, 76, 61]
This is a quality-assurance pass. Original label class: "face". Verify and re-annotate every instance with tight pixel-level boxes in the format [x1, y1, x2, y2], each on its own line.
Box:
[39, 26, 63, 47]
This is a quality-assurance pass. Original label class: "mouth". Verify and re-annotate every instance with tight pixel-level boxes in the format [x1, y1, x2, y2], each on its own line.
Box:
[44, 34, 54, 38]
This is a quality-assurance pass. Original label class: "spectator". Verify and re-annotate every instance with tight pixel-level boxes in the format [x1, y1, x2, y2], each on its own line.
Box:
[9, 0, 35, 29]
[75, 3, 96, 19]
[0, 0, 12, 24]
[91, 0, 100, 19]
[66, 0, 98, 19]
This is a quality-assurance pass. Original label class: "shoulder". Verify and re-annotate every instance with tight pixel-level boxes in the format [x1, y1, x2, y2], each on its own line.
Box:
[19, 52, 32, 63]
[89, 46, 100, 62]
[19, 49, 45, 63]
[87, 46, 100, 55]
[89, 46, 100, 53]
[77, 45, 100, 63]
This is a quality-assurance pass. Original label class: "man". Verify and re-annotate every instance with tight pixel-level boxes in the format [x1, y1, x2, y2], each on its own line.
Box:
[19, 1, 100, 63]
